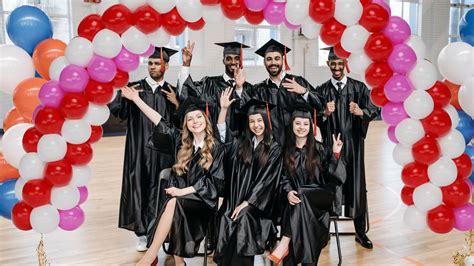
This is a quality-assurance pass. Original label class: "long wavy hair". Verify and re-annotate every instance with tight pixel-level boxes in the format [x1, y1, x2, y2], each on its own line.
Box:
[284, 116, 321, 181]
[173, 111, 215, 175]
[238, 111, 273, 166]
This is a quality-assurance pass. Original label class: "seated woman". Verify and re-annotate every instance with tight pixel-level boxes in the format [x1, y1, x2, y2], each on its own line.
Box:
[120, 86, 225, 266]
[268, 103, 346, 265]
[213, 88, 283, 266]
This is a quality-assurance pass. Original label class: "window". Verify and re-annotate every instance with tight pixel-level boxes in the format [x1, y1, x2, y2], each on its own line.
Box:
[140, 30, 188, 66]
[449, 0, 473, 42]
[389, 0, 422, 36]
[234, 18, 280, 66]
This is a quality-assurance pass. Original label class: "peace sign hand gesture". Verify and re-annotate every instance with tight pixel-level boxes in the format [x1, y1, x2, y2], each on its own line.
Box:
[182, 40, 195, 67]
[332, 133, 343, 154]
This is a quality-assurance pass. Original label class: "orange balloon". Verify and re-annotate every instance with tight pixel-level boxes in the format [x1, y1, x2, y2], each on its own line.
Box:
[0, 152, 20, 182]
[13, 77, 47, 120]
[3, 107, 31, 131]
[32, 38, 67, 80]
[444, 79, 461, 110]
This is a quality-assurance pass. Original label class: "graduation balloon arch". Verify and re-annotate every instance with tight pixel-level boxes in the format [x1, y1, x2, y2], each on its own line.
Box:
[0, 0, 473, 249]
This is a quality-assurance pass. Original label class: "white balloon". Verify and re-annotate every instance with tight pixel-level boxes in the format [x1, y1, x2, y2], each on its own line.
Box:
[458, 77, 474, 117]
[122, 26, 150, 55]
[37, 134, 67, 163]
[49, 56, 69, 81]
[395, 118, 424, 146]
[119, 0, 146, 11]
[285, 0, 310, 26]
[51, 185, 80, 210]
[437, 42, 473, 85]
[70, 165, 92, 187]
[30, 204, 59, 234]
[427, 156, 457, 187]
[341, 25, 369, 53]
[348, 52, 371, 75]
[406, 35, 426, 60]
[0, 45, 35, 94]
[92, 29, 122, 59]
[61, 120, 92, 145]
[335, 0, 363, 26]
[84, 103, 111, 126]
[404, 90, 434, 120]
[14, 178, 27, 200]
[408, 59, 438, 91]
[148, 28, 171, 47]
[19, 153, 45, 181]
[301, 17, 321, 40]
[413, 182, 442, 212]
[437, 130, 466, 159]
[2, 123, 33, 168]
[96, 0, 119, 15]
[65, 37, 94, 67]
[148, 0, 176, 14]
[393, 143, 414, 166]
[443, 104, 460, 129]
[202, 4, 224, 23]
[403, 205, 427, 230]
[176, 0, 203, 23]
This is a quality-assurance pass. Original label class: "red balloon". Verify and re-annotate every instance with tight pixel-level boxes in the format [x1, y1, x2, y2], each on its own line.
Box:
[309, 0, 335, 24]
[359, 3, 389, 32]
[364, 32, 393, 62]
[34, 106, 65, 134]
[85, 80, 114, 104]
[201, 0, 220, 4]
[427, 205, 455, 234]
[427, 81, 452, 108]
[370, 86, 389, 107]
[442, 179, 471, 208]
[88, 125, 103, 144]
[78, 14, 105, 41]
[22, 179, 52, 208]
[412, 136, 441, 165]
[360, 0, 372, 6]
[60, 93, 89, 119]
[65, 142, 93, 166]
[421, 108, 452, 138]
[221, 0, 245, 20]
[244, 9, 264, 25]
[187, 18, 206, 31]
[334, 42, 350, 59]
[162, 8, 187, 36]
[401, 162, 429, 188]
[444, 79, 461, 110]
[44, 160, 73, 187]
[133, 4, 161, 34]
[22, 127, 43, 153]
[320, 17, 346, 46]
[453, 153, 473, 180]
[365, 62, 393, 88]
[400, 186, 414, 206]
[12, 201, 33, 231]
[102, 4, 135, 35]
[111, 69, 129, 88]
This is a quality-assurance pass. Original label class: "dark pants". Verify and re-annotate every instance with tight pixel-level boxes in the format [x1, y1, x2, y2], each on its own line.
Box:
[354, 210, 367, 236]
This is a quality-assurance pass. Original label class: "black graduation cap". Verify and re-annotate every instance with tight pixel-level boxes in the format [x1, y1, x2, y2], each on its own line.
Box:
[255, 39, 291, 71]
[215, 41, 250, 69]
[289, 102, 318, 137]
[320, 47, 341, 61]
[149, 47, 178, 63]
[176, 97, 211, 122]
[240, 98, 276, 130]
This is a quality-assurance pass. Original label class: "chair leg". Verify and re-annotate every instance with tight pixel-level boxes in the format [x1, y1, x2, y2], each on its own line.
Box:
[333, 218, 342, 266]
[203, 234, 209, 266]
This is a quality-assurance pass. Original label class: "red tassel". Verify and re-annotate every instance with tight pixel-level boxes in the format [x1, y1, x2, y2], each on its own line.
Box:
[205, 101, 209, 118]
[160, 47, 165, 72]
[266, 101, 272, 130]
[344, 59, 350, 74]
[313, 108, 317, 138]
[284, 47, 290, 71]
[239, 44, 243, 69]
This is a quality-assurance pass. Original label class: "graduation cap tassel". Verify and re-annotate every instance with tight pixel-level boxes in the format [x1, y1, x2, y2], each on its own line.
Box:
[239, 44, 243, 69]
[344, 59, 350, 74]
[205, 101, 209, 118]
[313, 108, 317, 138]
[266, 101, 272, 130]
[284, 47, 291, 71]
[160, 47, 165, 72]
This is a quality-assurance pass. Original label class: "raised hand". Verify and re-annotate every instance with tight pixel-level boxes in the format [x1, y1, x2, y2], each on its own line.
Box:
[182, 40, 195, 67]
[234, 67, 246, 89]
[349, 101, 363, 116]
[287, 191, 301, 205]
[162, 84, 180, 108]
[220, 87, 236, 109]
[282, 77, 307, 95]
[332, 133, 343, 154]
[121, 84, 142, 101]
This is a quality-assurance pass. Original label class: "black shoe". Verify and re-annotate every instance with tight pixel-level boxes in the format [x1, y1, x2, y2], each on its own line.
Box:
[355, 234, 373, 249]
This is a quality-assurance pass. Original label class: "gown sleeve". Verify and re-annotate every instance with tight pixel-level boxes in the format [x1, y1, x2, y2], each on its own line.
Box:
[147, 120, 180, 155]
[297, 77, 324, 113]
[280, 169, 295, 194]
[356, 82, 380, 139]
[319, 143, 346, 186]
[108, 87, 132, 120]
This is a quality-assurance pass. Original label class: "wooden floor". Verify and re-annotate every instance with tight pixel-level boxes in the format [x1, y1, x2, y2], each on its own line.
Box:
[0, 121, 465, 265]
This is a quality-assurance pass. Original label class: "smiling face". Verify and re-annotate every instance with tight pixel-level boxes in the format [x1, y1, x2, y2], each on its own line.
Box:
[327, 59, 345, 81]
[293, 117, 311, 139]
[248, 113, 265, 138]
[185, 110, 206, 135]
[264, 51, 283, 77]
[223, 54, 240, 77]
[148, 58, 168, 80]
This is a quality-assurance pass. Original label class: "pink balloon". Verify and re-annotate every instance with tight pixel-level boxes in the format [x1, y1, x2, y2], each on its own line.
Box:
[59, 206, 85, 231]
[87, 55, 117, 83]
[381, 101, 408, 126]
[59, 65, 90, 93]
[384, 74, 414, 102]
[284, 18, 301, 30]
[387, 125, 399, 143]
[263, 1, 285, 25]
[39, 80, 65, 108]
[113, 47, 140, 72]
[388, 44, 417, 74]
[372, 0, 391, 15]
[139, 45, 155, 58]
[383, 16, 411, 45]
[245, 0, 269, 12]
[78, 186, 88, 205]
[453, 203, 474, 231]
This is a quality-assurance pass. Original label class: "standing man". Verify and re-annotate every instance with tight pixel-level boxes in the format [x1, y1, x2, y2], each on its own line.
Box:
[316, 47, 379, 249]
[108, 47, 180, 252]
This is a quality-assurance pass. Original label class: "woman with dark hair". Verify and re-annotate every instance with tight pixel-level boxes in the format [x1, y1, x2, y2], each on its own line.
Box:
[267, 103, 346, 265]
[213, 88, 283, 266]
[120, 86, 225, 266]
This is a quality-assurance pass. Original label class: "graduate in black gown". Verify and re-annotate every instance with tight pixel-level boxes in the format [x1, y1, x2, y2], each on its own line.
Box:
[242, 39, 323, 146]
[214, 93, 283, 266]
[108, 47, 181, 251]
[316, 47, 379, 249]
[178, 41, 253, 135]
[267, 103, 346, 265]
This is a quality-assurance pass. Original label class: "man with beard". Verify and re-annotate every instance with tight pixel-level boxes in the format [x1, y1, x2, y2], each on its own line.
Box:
[108, 47, 180, 252]
[242, 39, 322, 146]
[178, 41, 252, 135]
[316, 47, 379, 249]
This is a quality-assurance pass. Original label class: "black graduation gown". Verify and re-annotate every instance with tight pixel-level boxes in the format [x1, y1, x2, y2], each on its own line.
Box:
[316, 77, 379, 218]
[146, 120, 225, 257]
[108, 79, 178, 235]
[280, 142, 346, 265]
[214, 134, 283, 265]
[242, 74, 323, 146]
